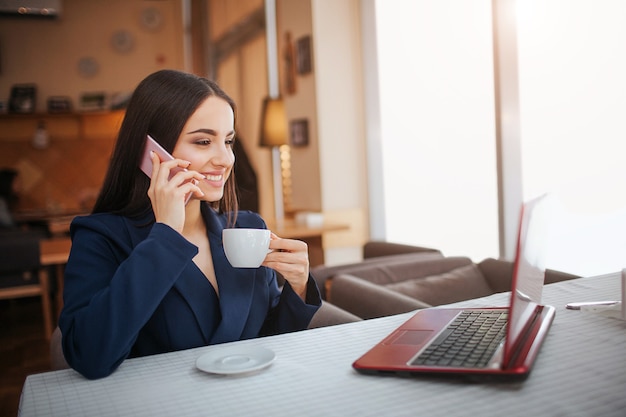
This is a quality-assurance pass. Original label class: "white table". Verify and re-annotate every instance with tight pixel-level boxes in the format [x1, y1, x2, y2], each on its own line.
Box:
[19, 273, 625, 417]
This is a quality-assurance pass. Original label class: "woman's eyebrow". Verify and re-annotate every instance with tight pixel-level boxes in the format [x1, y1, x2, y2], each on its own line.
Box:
[187, 128, 217, 135]
[186, 128, 236, 137]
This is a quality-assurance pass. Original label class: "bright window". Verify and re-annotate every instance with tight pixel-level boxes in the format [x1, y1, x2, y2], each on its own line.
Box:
[371, 0, 626, 275]
[373, 0, 499, 262]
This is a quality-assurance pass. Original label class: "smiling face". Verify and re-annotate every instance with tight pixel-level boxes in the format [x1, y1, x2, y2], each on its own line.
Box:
[172, 96, 235, 203]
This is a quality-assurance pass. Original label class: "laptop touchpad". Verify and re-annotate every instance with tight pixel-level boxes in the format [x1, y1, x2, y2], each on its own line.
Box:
[388, 330, 433, 345]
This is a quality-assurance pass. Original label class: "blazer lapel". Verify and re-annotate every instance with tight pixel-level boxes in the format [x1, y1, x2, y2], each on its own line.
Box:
[171, 263, 218, 343]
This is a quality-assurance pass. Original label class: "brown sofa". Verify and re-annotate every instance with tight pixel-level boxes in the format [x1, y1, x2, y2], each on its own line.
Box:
[311, 241, 580, 320]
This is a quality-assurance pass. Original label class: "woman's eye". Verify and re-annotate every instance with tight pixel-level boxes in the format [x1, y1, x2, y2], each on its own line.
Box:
[226, 139, 235, 146]
[196, 139, 211, 145]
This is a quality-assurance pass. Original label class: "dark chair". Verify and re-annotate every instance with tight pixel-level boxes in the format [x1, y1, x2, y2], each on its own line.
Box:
[0, 229, 53, 339]
[50, 326, 69, 370]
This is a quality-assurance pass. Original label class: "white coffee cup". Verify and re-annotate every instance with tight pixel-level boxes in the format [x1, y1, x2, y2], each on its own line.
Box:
[222, 228, 271, 268]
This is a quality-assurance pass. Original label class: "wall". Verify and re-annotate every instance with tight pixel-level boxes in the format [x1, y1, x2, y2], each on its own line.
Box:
[277, 0, 321, 213]
[207, 0, 275, 221]
[0, 0, 184, 112]
[0, 0, 367, 264]
[210, 0, 368, 264]
[309, 0, 368, 263]
[0, 0, 185, 212]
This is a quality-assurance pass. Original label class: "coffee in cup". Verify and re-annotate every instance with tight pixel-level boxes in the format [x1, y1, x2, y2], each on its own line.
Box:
[222, 228, 271, 268]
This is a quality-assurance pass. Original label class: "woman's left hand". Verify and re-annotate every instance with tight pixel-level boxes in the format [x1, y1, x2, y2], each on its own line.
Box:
[262, 233, 309, 300]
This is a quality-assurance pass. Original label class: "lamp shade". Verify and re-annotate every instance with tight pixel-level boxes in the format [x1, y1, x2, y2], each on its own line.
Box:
[259, 96, 288, 147]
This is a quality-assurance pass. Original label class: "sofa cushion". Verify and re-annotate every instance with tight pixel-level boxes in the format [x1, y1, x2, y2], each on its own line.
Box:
[311, 251, 445, 298]
[385, 264, 493, 306]
[330, 274, 431, 319]
[344, 257, 474, 287]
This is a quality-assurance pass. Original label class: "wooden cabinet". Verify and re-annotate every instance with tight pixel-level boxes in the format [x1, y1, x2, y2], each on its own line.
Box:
[0, 111, 125, 212]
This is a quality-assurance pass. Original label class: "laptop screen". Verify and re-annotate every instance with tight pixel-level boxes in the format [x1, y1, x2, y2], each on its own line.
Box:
[505, 195, 551, 364]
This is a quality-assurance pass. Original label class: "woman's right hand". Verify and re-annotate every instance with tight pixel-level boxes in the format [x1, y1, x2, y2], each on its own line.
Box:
[147, 151, 205, 233]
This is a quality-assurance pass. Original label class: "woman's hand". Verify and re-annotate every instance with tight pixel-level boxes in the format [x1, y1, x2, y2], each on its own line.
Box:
[262, 233, 310, 300]
[147, 151, 205, 233]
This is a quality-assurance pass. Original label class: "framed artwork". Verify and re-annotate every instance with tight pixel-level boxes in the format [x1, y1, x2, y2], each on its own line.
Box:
[79, 92, 107, 111]
[47, 96, 72, 113]
[296, 35, 312, 75]
[9, 84, 37, 113]
[290, 119, 309, 147]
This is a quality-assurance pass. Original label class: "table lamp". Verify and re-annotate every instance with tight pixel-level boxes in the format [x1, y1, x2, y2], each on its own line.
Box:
[259, 96, 288, 226]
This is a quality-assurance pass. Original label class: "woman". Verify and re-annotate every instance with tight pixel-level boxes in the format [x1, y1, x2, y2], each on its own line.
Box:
[59, 70, 321, 379]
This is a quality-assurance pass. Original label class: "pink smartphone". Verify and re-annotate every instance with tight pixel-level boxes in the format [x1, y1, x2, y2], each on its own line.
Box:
[140, 134, 187, 179]
[140, 134, 192, 204]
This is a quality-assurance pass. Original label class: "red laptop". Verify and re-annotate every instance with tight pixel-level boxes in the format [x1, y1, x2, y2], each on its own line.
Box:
[353, 195, 555, 381]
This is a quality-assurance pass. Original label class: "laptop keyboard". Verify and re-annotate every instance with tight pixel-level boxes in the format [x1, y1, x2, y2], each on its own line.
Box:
[411, 309, 508, 368]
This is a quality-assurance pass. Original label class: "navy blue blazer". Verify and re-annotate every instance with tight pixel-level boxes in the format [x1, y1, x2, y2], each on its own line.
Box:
[59, 204, 321, 379]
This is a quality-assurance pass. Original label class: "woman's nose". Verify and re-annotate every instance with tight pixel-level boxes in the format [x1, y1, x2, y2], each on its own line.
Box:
[212, 144, 234, 166]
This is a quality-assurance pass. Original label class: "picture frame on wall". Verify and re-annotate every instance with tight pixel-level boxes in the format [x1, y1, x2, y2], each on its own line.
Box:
[79, 92, 107, 111]
[290, 119, 309, 147]
[296, 35, 313, 75]
[47, 96, 72, 113]
[9, 84, 37, 114]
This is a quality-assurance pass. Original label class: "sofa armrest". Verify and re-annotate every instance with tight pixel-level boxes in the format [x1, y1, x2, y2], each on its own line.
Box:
[477, 258, 514, 293]
[308, 301, 362, 329]
[335, 256, 474, 287]
[328, 273, 431, 319]
[545, 268, 580, 284]
[478, 258, 581, 293]
[363, 241, 441, 259]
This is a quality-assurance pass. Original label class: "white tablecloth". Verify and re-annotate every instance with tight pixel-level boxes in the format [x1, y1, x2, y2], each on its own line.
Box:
[19, 273, 625, 417]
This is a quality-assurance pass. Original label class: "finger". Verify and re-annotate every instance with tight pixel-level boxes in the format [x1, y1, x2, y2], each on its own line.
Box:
[149, 151, 160, 180]
[182, 179, 205, 198]
[269, 237, 307, 253]
[263, 260, 307, 276]
[147, 151, 160, 199]
[169, 168, 205, 186]
[262, 259, 309, 288]
[158, 159, 191, 181]
[264, 249, 309, 269]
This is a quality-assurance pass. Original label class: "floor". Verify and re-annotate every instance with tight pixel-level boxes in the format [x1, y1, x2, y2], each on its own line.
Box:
[0, 298, 52, 417]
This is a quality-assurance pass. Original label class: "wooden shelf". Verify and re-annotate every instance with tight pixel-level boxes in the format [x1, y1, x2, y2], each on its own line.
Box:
[0, 110, 122, 119]
[0, 110, 124, 141]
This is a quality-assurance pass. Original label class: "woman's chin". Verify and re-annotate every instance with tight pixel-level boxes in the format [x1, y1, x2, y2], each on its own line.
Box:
[197, 189, 224, 204]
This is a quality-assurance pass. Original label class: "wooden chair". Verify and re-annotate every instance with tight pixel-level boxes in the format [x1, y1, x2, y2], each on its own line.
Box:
[0, 230, 53, 340]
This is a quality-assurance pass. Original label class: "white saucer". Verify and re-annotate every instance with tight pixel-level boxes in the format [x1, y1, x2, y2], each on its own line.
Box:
[196, 346, 275, 375]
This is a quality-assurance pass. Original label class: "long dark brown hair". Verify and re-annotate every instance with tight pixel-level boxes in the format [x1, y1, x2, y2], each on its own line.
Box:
[92, 70, 238, 224]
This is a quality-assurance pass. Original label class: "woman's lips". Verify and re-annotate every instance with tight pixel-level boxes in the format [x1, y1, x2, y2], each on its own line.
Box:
[204, 174, 223, 182]
[202, 173, 225, 187]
